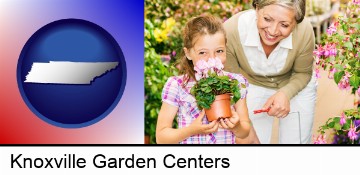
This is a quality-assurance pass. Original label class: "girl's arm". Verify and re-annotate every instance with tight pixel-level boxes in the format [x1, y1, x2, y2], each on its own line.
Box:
[231, 97, 252, 139]
[156, 102, 219, 144]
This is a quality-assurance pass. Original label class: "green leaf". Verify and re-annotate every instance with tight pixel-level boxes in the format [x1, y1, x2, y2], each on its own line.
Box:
[150, 109, 156, 118]
[346, 118, 352, 124]
[334, 64, 344, 71]
[322, 125, 328, 130]
[354, 112, 360, 119]
[333, 117, 340, 123]
[343, 123, 350, 130]
[205, 87, 212, 93]
[190, 87, 196, 95]
[241, 83, 246, 88]
[334, 71, 345, 84]
[328, 121, 335, 128]
[334, 123, 341, 130]
[349, 75, 359, 89]
[344, 42, 353, 50]
[352, 23, 360, 30]
[218, 75, 229, 81]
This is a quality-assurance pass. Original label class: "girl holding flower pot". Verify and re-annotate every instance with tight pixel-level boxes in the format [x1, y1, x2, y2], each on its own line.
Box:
[156, 15, 259, 144]
[224, 0, 317, 143]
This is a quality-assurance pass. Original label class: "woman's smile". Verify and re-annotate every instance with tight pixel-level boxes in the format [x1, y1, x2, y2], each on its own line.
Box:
[264, 30, 278, 42]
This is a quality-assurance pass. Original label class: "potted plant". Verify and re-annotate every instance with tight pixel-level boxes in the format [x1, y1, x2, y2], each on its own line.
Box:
[190, 57, 242, 121]
[313, 1, 360, 144]
[314, 108, 359, 144]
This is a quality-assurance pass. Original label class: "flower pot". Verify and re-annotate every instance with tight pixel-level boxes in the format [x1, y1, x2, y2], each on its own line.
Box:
[205, 94, 232, 122]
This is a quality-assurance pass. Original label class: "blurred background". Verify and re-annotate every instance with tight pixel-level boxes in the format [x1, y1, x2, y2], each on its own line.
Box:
[144, 0, 358, 144]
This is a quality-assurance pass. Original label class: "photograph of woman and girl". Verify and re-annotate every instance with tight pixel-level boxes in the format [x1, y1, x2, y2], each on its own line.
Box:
[155, 0, 317, 144]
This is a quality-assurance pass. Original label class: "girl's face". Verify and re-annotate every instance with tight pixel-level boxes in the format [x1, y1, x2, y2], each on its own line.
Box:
[256, 4, 296, 47]
[184, 32, 226, 66]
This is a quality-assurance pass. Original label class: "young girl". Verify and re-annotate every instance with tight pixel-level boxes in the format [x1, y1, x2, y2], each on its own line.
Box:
[156, 15, 259, 144]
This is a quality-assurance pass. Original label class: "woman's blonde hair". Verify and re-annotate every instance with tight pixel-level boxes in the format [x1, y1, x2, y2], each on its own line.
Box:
[252, 0, 305, 23]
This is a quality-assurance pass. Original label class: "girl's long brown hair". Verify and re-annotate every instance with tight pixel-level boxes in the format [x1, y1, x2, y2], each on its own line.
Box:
[177, 14, 226, 87]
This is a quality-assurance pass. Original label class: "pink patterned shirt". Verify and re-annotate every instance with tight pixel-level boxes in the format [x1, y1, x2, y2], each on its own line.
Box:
[161, 71, 248, 144]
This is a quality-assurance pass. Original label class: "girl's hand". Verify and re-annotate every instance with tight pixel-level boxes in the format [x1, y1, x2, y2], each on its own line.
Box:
[262, 91, 290, 118]
[219, 109, 240, 131]
[189, 110, 219, 135]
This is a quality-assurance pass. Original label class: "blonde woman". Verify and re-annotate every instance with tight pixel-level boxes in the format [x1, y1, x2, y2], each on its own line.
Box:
[224, 0, 317, 144]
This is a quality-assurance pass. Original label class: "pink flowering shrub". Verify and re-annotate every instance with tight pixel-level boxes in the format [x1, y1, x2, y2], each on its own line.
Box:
[313, 1, 360, 144]
[314, 2, 360, 94]
[315, 109, 359, 144]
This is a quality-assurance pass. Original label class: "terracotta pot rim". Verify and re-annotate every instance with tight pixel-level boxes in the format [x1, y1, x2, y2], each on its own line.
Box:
[214, 94, 231, 100]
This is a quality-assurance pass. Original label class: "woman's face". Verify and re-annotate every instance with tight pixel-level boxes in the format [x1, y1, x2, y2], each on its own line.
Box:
[184, 32, 226, 65]
[256, 4, 296, 47]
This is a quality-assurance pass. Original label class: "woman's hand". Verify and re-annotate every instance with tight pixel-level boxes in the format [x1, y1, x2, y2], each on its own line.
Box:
[189, 110, 219, 135]
[263, 91, 290, 118]
[219, 109, 240, 131]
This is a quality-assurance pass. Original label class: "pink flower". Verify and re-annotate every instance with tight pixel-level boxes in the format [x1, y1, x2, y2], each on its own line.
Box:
[326, 21, 339, 36]
[315, 68, 321, 79]
[326, 26, 337, 36]
[328, 68, 337, 79]
[323, 43, 337, 57]
[194, 60, 209, 80]
[313, 43, 336, 59]
[340, 113, 346, 126]
[214, 57, 224, 70]
[314, 56, 320, 65]
[353, 0, 360, 5]
[357, 88, 360, 96]
[348, 123, 359, 141]
[161, 54, 171, 62]
[313, 45, 324, 57]
[314, 134, 327, 144]
[195, 72, 202, 81]
[207, 58, 217, 71]
[209, 58, 225, 75]
[195, 60, 208, 71]
[338, 72, 351, 90]
[329, 45, 337, 57]
[219, 2, 226, 9]
[349, 28, 355, 34]
[194, 58, 225, 80]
